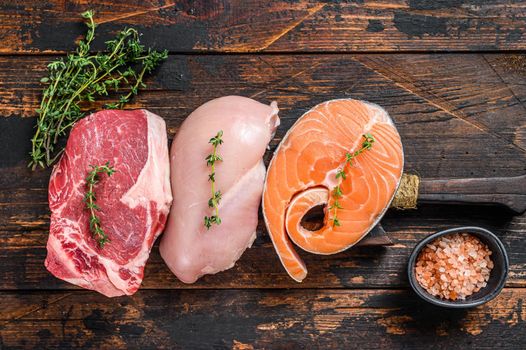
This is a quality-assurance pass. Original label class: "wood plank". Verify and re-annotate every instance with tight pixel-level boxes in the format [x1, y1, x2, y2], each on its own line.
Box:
[1, 288, 525, 349]
[1, 1, 526, 54]
[0, 53, 525, 289]
[1, 207, 525, 290]
[1, 54, 525, 174]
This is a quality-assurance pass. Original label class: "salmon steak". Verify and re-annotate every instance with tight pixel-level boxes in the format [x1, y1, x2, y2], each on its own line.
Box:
[263, 99, 404, 282]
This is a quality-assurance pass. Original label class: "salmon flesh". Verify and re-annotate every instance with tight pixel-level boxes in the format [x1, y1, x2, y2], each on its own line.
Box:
[263, 99, 404, 282]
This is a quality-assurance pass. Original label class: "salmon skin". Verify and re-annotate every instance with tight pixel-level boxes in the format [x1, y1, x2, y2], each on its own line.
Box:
[262, 99, 404, 282]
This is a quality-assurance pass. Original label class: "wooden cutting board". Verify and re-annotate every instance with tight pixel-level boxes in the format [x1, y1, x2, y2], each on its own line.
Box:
[1, 1, 526, 348]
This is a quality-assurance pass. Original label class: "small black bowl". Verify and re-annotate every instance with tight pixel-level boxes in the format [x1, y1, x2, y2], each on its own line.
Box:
[407, 226, 509, 308]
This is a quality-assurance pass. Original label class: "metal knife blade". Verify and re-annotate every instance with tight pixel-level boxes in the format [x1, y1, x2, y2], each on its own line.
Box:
[356, 224, 393, 246]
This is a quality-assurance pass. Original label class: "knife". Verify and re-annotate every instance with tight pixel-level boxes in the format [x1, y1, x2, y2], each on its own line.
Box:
[358, 174, 526, 247]
[417, 174, 526, 214]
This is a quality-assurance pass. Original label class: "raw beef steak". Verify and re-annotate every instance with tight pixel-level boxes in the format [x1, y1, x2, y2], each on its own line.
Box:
[46, 109, 172, 297]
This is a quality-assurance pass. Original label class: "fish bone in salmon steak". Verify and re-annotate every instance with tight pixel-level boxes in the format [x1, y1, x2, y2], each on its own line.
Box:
[263, 99, 404, 282]
[46, 109, 172, 297]
[160, 96, 280, 283]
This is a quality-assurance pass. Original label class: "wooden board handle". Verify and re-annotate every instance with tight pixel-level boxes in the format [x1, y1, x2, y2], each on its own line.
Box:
[418, 175, 526, 214]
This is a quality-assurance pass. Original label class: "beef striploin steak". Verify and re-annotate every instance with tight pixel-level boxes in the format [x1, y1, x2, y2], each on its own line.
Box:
[45, 109, 172, 297]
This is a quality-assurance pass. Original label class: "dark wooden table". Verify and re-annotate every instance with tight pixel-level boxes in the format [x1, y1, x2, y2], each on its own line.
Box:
[1, 1, 526, 349]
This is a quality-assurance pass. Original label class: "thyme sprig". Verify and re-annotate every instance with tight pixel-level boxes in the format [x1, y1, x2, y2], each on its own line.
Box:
[204, 130, 224, 229]
[84, 162, 116, 248]
[329, 133, 375, 227]
[29, 10, 168, 170]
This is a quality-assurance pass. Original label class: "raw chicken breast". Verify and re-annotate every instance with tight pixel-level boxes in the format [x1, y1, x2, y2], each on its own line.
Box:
[160, 96, 279, 283]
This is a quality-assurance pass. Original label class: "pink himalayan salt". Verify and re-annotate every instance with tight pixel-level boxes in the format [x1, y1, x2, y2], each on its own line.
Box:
[415, 233, 493, 301]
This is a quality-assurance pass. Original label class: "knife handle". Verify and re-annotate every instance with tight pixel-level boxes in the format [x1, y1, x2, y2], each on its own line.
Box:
[418, 175, 526, 214]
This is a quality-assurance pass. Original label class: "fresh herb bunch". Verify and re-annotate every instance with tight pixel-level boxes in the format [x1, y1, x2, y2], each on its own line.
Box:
[204, 130, 224, 230]
[330, 133, 375, 227]
[85, 161, 116, 248]
[29, 10, 168, 170]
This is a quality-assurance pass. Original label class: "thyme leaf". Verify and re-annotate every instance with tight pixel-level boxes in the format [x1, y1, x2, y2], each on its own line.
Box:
[204, 130, 224, 230]
[29, 10, 168, 170]
[84, 161, 116, 248]
[330, 133, 376, 227]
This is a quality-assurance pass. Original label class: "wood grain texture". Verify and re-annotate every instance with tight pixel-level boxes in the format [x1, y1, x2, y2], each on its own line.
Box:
[0, 0, 526, 54]
[2, 1, 526, 348]
[1, 206, 525, 290]
[2, 54, 525, 172]
[1, 288, 525, 349]
[0, 53, 525, 290]
[418, 175, 526, 214]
